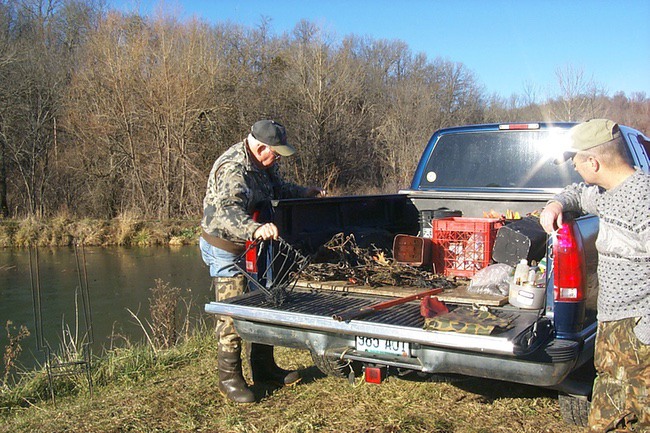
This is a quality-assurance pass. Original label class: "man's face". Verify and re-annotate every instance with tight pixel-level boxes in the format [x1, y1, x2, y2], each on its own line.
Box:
[257, 144, 281, 168]
[571, 152, 596, 183]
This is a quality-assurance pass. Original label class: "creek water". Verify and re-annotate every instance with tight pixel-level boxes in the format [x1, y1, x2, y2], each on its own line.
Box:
[0, 245, 212, 372]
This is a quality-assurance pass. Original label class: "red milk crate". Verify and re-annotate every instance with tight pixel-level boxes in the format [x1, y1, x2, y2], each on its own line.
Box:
[432, 217, 503, 277]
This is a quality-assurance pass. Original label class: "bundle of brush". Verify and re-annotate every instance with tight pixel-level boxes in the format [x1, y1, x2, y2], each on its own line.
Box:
[235, 238, 311, 306]
[304, 233, 456, 289]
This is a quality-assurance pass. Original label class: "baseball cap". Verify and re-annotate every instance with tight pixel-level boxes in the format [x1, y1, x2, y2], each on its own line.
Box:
[558, 118, 621, 162]
[251, 120, 296, 157]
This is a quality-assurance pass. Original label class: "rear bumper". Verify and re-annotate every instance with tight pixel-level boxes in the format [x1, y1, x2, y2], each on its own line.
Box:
[205, 297, 595, 393]
[229, 317, 592, 393]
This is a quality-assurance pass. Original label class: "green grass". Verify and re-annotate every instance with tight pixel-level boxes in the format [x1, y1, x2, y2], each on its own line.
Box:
[0, 331, 587, 433]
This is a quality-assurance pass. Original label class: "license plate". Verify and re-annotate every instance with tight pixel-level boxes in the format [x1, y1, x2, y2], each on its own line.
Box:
[356, 336, 410, 356]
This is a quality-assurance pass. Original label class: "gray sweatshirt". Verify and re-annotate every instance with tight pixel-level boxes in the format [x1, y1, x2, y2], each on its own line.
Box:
[552, 169, 650, 344]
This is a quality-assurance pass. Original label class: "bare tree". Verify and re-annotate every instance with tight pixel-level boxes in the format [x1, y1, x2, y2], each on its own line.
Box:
[0, 1, 17, 217]
[1, 6, 646, 219]
[281, 21, 371, 190]
[547, 64, 606, 121]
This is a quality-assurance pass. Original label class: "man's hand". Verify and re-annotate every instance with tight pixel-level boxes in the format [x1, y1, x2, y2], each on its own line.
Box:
[540, 201, 564, 233]
[253, 222, 279, 240]
[304, 187, 326, 198]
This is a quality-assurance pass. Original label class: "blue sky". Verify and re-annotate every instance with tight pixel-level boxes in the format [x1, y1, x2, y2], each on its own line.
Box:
[108, 0, 650, 99]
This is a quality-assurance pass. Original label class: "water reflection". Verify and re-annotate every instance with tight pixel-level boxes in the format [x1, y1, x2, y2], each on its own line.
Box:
[0, 245, 212, 372]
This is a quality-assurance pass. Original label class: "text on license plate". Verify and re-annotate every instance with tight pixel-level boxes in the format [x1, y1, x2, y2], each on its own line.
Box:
[356, 336, 410, 356]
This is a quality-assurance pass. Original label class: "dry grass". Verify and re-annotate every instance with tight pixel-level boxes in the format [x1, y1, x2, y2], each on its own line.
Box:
[13, 217, 43, 247]
[70, 218, 108, 245]
[0, 341, 587, 433]
[114, 210, 142, 246]
[0, 221, 18, 247]
[0, 217, 199, 247]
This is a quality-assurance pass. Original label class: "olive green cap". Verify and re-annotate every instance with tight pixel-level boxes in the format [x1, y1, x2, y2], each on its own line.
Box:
[558, 118, 621, 162]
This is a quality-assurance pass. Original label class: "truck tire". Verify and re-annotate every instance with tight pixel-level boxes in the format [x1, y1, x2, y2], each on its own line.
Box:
[558, 393, 590, 427]
[310, 351, 362, 378]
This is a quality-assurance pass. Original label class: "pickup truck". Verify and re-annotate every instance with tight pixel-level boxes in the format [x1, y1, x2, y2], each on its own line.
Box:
[205, 122, 650, 426]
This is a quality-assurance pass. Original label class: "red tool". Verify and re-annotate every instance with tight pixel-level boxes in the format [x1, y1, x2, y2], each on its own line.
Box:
[332, 288, 444, 322]
[245, 210, 261, 273]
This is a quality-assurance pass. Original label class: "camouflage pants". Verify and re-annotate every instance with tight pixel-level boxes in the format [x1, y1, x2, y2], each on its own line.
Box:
[213, 275, 247, 353]
[589, 318, 650, 433]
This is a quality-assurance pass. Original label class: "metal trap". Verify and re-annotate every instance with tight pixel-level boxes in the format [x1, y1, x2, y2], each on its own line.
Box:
[29, 243, 94, 404]
[235, 238, 311, 306]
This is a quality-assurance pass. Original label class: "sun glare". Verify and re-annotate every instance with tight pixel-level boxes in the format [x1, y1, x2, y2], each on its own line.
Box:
[537, 129, 572, 163]
[537, 129, 571, 161]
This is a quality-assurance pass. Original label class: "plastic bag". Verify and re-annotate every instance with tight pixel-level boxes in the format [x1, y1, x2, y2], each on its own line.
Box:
[467, 263, 513, 296]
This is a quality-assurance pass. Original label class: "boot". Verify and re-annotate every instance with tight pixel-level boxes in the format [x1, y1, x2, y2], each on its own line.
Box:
[218, 347, 255, 403]
[250, 343, 301, 386]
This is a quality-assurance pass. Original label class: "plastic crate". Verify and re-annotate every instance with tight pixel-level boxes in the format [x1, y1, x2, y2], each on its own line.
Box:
[393, 234, 432, 266]
[432, 217, 503, 277]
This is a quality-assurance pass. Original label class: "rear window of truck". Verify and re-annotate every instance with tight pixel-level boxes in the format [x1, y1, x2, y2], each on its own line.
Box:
[419, 130, 583, 189]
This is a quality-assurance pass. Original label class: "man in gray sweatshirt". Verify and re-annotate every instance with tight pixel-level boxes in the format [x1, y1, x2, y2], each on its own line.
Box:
[540, 119, 649, 432]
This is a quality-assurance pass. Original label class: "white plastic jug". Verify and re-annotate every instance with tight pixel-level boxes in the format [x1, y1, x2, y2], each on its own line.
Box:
[513, 259, 529, 285]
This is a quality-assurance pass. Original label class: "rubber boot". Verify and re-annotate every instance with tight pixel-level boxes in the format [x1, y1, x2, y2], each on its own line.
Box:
[218, 347, 255, 403]
[249, 343, 301, 386]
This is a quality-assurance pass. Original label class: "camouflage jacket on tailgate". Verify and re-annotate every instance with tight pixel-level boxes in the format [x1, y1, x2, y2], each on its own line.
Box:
[201, 140, 308, 246]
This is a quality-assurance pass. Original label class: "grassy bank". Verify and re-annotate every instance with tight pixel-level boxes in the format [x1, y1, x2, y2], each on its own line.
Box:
[0, 215, 200, 248]
[0, 329, 587, 433]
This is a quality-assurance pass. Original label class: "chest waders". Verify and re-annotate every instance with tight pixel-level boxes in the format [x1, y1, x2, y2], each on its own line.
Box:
[214, 274, 255, 403]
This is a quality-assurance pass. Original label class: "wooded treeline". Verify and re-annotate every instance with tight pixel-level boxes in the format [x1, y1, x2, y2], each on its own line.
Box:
[0, 0, 648, 220]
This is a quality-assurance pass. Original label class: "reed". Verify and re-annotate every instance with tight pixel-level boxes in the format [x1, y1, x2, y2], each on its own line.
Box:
[0, 221, 17, 247]
[114, 210, 141, 246]
[126, 279, 197, 352]
[46, 213, 74, 246]
[2, 321, 30, 389]
[13, 217, 42, 247]
[70, 218, 107, 246]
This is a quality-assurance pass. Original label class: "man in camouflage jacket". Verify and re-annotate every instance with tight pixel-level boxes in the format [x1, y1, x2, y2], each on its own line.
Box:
[200, 120, 323, 403]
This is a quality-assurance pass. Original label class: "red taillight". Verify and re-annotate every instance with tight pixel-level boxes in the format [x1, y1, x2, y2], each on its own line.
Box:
[552, 222, 585, 301]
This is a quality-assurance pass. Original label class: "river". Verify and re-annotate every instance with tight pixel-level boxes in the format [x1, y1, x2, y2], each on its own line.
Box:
[0, 245, 212, 373]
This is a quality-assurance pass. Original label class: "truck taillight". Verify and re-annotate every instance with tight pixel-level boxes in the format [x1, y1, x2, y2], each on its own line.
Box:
[552, 222, 585, 301]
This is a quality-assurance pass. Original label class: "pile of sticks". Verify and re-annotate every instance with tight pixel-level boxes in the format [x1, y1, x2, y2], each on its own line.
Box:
[302, 233, 456, 289]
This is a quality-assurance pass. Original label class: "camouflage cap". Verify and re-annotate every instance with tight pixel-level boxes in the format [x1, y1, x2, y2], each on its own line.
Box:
[558, 119, 621, 162]
[251, 120, 296, 157]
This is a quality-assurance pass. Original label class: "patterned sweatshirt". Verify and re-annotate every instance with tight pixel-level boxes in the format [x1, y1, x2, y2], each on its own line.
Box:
[552, 169, 650, 344]
[201, 141, 307, 247]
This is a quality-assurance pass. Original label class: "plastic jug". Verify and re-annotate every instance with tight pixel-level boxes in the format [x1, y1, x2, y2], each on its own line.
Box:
[514, 259, 529, 285]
